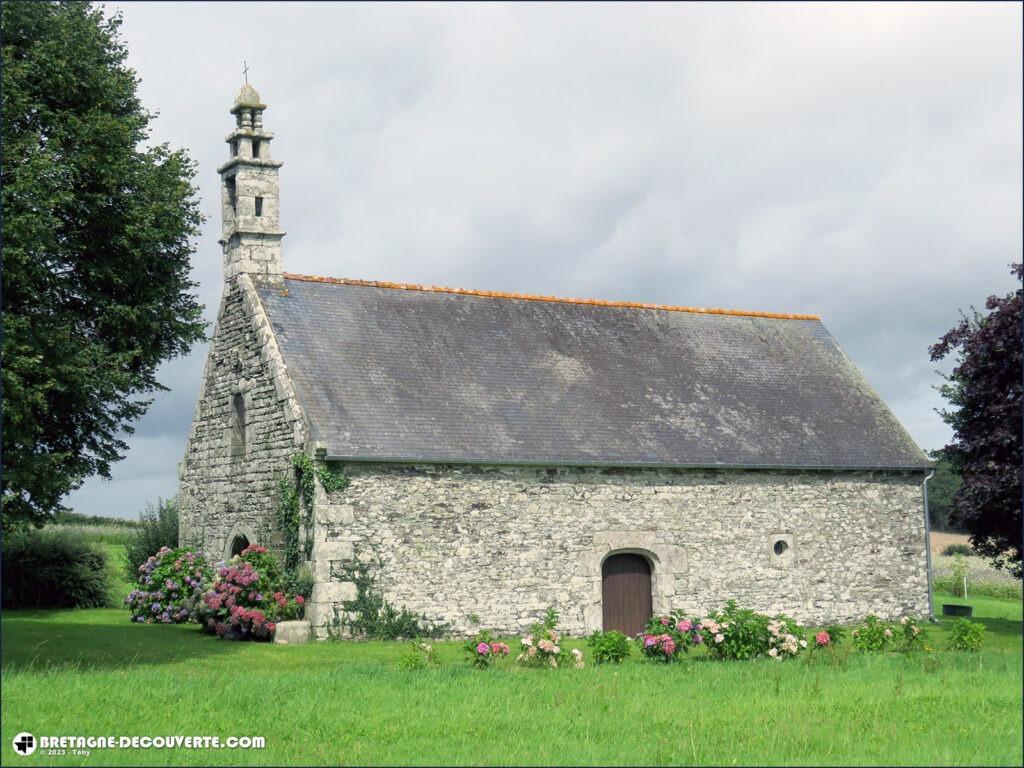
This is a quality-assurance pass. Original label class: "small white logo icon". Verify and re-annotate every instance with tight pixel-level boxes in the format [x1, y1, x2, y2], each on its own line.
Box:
[12, 733, 36, 756]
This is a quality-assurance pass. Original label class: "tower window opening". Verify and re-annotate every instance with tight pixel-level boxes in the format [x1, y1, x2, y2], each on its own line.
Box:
[230, 139, 238, 157]
[231, 392, 246, 457]
[225, 177, 237, 214]
[252, 139, 261, 158]
[254, 197, 264, 217]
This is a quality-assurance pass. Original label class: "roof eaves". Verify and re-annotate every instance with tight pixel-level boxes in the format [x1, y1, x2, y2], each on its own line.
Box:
[320, 453, 932, 472]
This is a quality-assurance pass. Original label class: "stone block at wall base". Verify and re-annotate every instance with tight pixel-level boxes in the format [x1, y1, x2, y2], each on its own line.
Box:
[312, 581, 357, 604]
[273, 620, 311, 645]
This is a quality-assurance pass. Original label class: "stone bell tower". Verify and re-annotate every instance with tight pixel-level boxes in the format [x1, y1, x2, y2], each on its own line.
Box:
[217, 82, 284, 280]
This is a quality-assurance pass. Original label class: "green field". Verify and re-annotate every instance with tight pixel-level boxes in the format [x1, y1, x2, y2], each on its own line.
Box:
[1, 593, 1020, 766]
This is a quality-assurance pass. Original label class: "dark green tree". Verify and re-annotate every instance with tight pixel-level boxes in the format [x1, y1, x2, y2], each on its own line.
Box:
[926, 449, 962, 532]
[2, 2, 205, 528]
[930, 264, 1022, 578]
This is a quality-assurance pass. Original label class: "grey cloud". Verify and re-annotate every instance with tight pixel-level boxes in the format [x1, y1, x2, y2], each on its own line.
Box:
[69, 1, 1021, 517]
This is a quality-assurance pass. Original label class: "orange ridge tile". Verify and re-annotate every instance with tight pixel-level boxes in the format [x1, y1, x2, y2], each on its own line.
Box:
[281, 273, 821, 321]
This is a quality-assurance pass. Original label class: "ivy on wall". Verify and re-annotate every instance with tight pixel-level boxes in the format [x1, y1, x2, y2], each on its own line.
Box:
[327, 559, 449, 641]
[276, 453, 350, 578]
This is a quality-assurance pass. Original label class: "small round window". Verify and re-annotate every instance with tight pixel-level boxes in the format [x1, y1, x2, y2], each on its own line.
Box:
[773, 539, 789, 556]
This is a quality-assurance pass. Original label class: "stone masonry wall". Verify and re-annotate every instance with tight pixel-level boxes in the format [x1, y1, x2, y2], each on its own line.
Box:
[309, 464, 929, 638]
[177, 273, 307, 562]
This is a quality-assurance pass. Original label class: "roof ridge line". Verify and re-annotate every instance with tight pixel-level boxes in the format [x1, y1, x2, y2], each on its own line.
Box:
[281, 272, 821, 321]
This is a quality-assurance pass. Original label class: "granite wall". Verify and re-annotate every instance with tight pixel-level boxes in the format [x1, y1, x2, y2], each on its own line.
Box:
[177, 273, 307, 562]
[309, 464, 929, 638]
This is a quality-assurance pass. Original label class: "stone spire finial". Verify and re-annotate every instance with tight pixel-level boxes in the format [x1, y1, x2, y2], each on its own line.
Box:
[233, 83, 265, 111]
[217, 82, 284, 281]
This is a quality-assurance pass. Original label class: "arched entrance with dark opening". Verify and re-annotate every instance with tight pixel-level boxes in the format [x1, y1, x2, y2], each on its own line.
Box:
[602, 552, 653, 636]
[229, 534, 250, 558]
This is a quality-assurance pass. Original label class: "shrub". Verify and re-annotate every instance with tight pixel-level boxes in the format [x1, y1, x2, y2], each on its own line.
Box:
[894, 616, 930, 653]
[813, 624, 846, 649]
[398, 640, 441, 670]
[123, 498, 179, 581]
[464, 628, 510, 669]
[518, 608, 582, 669]
[852, 615, 895, 652]
[588, 630, 632, 665]
[949, 618, 985, 651]
[125, 546, 211, 624]
[198, 545, 304, 641]
[699, 602, 768, 660]
[640, 611, 704, 662]
[932, 576, 1022, 600]
[763, 615, 808, 659]
[232, 544, 284, 589]
[281, 563, 314, 599]
[697, 601, 807, 661]
[1, 529, 110, 608]
[336, 562, 448, 640]
[945, 553, 972, 597]
[942, 543, 975, 557]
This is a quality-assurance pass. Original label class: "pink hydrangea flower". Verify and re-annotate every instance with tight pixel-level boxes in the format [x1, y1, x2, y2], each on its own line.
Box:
[815, 631, 830, 646]
[476, 642, 490, 655]
[677, 619, 693, 633]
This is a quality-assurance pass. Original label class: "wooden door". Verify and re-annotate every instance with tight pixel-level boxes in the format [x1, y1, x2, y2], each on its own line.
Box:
[602, 553, 653, 636]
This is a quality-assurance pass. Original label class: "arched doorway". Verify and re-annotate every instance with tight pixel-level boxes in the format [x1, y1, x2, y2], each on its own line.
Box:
[229, 534, 250, 558]
[602, 552, 653, 636]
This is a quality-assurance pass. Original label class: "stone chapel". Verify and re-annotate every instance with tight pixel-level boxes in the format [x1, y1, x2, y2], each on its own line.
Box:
[178, 83, 933, 639]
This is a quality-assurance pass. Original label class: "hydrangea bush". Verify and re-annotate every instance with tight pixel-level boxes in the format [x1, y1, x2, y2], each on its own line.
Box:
[764, 616, 808, 659]
[125, 547, 212, 624]
[851, 615, 894, 652]
[699, 601, 807, 661]
[812, 624, 845, 649]
[896, 615, 929, 652]
[850, 615, 930, 653]
[639, 611, 704, 662]
[463, 628, 510, 669]
[198, 544, 304, 641]
[517, 609, 582, 669]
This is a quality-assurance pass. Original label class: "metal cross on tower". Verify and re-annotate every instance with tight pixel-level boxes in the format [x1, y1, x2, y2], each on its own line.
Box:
[242, 60, 249, 83]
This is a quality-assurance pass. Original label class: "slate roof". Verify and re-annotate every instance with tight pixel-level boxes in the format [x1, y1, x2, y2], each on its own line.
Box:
[256, 275, 929, 470]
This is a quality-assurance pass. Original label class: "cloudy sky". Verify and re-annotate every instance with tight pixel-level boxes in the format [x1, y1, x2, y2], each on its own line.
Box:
[70, 2, 1022, 518]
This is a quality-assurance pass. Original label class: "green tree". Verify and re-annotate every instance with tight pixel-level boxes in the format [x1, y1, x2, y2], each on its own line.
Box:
[1, 2, 205, 528]
[926, 449, 962, 532]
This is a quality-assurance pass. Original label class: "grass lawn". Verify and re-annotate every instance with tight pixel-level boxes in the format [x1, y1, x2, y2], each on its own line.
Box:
[1, 593, 1020, 766]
